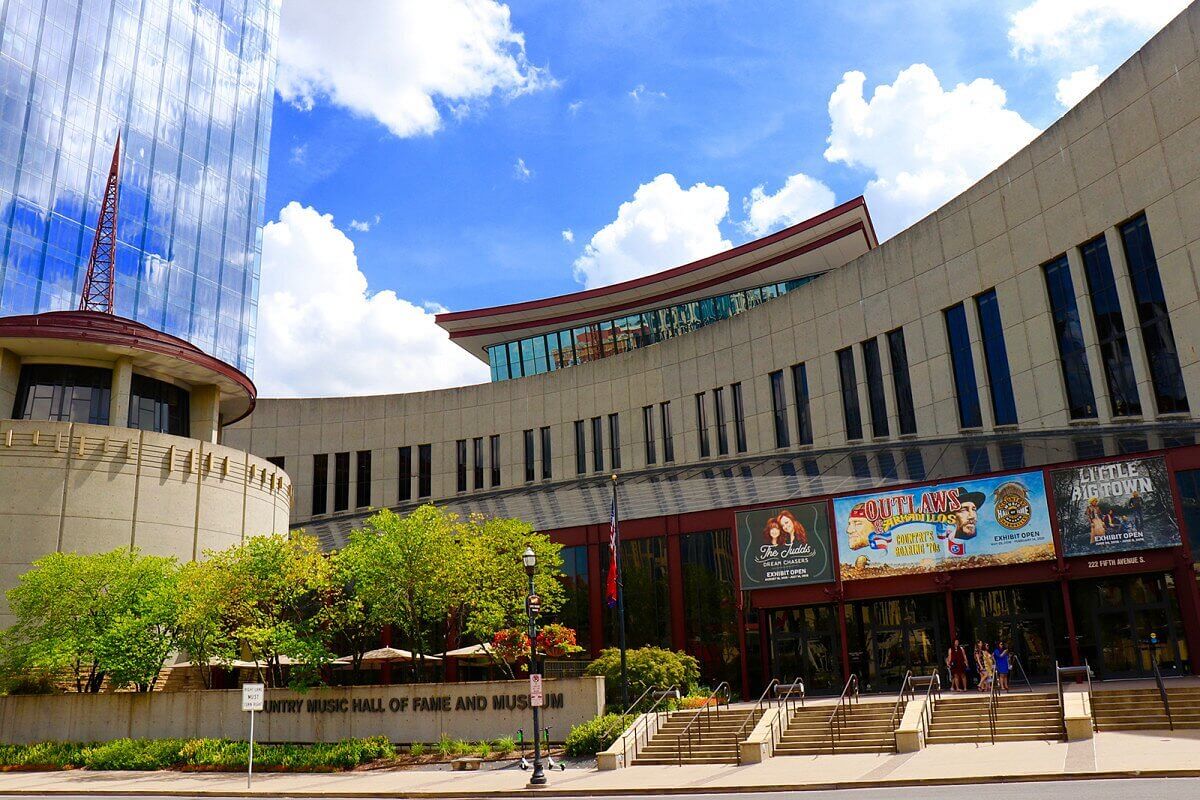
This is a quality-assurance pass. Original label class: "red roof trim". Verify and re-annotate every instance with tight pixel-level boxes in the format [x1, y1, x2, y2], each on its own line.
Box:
[436, 196, 870, 324]
[0, 310, 257, 424]
[448, 222, 869, 342]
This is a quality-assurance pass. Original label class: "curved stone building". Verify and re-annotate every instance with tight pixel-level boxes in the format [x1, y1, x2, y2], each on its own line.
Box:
[226, 7, 1200, 693]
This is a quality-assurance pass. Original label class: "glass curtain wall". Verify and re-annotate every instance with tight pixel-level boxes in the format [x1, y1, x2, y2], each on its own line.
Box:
[680, 529, 741, 689]
[603, 536, 671, 649]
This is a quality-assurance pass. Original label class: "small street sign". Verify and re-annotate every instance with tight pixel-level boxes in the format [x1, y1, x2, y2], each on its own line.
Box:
[529, 673, 544, 707]
[241, 682, 265, 712]
[526, 593, 541, 614]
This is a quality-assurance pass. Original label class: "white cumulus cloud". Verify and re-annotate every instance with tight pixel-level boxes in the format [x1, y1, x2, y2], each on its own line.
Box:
[348, 214, 381, 233]
[1055, 65, 1103, 108]
[1009, 0, 1189, 62]
[276, 0, 553, 138]
[741, 173, 836, 237]
[824, 64, 1039, 238]
[572, 174, 731, 289]
[255, 202, 488, 397]
[561, 229, 574, 243]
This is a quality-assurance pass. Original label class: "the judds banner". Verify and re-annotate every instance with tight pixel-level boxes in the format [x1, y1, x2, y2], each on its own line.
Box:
[735, 502, 834, 590]
[1051, 456, 1181, 558]
[833, 471, 1055, 581]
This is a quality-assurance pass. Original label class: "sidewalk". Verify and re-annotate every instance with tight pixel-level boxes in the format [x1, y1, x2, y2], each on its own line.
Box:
[0, 730, 1197, 797]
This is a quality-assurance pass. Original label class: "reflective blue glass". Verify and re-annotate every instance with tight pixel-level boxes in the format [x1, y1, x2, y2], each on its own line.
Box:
[943, 303, 983, 429]
[0, 0, 281, 374]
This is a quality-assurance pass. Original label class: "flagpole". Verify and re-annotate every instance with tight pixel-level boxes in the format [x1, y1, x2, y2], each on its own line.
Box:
[612, 473, 628, 710]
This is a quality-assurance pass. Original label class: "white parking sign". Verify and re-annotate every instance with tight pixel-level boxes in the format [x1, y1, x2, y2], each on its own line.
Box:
[529, 674, 544, 707]
[242, 682, 264, 712]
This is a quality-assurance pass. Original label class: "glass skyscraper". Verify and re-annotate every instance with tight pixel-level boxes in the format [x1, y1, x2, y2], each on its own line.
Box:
[0, 0, 280, 373]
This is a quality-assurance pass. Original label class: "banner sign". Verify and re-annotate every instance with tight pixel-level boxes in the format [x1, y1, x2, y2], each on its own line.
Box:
[735, 502, 834, 590]
[1051, 456, 1181, 558]
[833, 471, 1054, 580]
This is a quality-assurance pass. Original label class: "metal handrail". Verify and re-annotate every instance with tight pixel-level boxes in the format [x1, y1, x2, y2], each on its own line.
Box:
[620, 684, 679, 766]
[827, 674, 859, 754]
[1056, 660, 1094, 732]
[1009, 653, 1035, 693]
[775, 677, 806, 707]
[676, 681, 730, 767]
[889, 670, 914, 733]
[987, 668, 1000, 744]
[914, 672, 941, 747]
[1151, 656, 1174, 731]
[734, 679, 778, 765]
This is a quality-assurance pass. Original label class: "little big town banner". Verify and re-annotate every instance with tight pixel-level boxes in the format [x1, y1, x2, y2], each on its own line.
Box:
[833, 471, 1054, 581]
[1051, 456, 1181, 558]
[736, 501, 834, 590]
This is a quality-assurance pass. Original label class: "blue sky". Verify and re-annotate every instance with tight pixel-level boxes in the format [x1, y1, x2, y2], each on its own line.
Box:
[254, 0, 1190, 397]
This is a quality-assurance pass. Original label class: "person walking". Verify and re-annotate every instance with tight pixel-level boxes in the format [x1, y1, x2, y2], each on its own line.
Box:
[993, 641, 1011, 692]
[979, 643, 995, 693]
[947, 638, 969, 692]
[973, 641, 985, 690]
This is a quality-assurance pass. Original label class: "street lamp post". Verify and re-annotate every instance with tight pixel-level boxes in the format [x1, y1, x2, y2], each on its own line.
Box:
[523, 546, 546, 787]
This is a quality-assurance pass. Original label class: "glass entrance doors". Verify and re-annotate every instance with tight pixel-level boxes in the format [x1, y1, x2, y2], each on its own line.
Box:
[1070, 573, 1189, 679]
[844, 595, 948, 692]
[953, 584, 1067, 683]
[768, 605, 842, 695]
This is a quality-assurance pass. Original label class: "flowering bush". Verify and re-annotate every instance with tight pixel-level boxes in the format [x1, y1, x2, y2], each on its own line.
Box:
[536, 624, 580, 658]
[491, 628, 530, 665]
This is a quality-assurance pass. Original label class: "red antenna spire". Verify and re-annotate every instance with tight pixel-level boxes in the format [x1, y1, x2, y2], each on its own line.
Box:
[78, 134, 121, 313]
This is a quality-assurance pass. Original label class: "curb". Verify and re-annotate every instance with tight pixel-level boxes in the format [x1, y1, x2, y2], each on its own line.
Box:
[0, 769, 1197, 797]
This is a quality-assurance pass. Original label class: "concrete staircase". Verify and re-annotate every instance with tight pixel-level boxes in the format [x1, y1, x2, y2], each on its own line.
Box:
[926, 692, 1064, 744]
[1091, 686, 1200, 730]
[632, 707, 762, 765]
[774, 700, 901, 756]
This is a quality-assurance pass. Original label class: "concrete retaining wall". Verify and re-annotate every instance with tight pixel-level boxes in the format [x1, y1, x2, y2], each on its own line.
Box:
[0, 677, 605, 745]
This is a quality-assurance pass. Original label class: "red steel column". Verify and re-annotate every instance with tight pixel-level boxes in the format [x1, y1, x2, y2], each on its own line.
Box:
[1060, 577, 1081, 666]
[666, 526, 687, 651]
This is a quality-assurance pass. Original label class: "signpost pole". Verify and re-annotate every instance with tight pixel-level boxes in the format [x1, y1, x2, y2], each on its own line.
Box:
[241, 682, 264, 790]
[248, 708, 255, 790]
[522, 547, 547, 787]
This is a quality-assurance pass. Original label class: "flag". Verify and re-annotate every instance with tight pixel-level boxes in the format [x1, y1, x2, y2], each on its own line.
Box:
[605, 491, 619, 608]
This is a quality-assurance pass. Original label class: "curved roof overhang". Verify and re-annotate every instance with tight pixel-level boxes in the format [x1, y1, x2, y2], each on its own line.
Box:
[0, 310, 256, 425]
[436, 196, 877, 362]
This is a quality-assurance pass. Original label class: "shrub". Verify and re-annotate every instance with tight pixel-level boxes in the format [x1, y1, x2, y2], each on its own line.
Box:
[0, 741, 87, 768]
[679, 694, 716, 709]
[408, 742, 426, 757]
[492, 736, 515, 755]
[563, 714, 633, 758]
[434, 735, 455, 757]
[82, 738, 187, 771]
[451, 739, 470, 756]
[585, 647, 700, 705]
[475, 740, 491, 758]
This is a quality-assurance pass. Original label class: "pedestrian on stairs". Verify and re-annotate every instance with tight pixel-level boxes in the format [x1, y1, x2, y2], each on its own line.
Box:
[947, 639, 969, 692]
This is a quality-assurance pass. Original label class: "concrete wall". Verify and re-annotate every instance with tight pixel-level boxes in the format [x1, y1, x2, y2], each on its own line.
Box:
[225, 6, 1200, 529]
[0, 677, 605, 745]
[0, 418, 292, 622]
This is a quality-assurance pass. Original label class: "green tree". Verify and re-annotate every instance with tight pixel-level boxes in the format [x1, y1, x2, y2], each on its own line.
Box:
[173, 559, 239, 689]
[1, 549, 180, 693]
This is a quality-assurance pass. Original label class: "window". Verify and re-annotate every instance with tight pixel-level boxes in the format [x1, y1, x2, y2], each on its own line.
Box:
[643, 405, 657, 465]
[731, 382, 747, 453]
[1043, 255, 1098, 419]
[13, 364, 111, 425]
[591, 416, 604, 472]
[558, 546, 591, 652]
[769, 370, 790, 448]
[695, 392, 711, 457]
[456, 439, 468, 492]
[266, 456, 285, 471]
[974, 289, 1019, 426]
[540, 426, 552, 480]
[836, 347, 863, 440]
[334, 452, 350, 512]
[714, 387, 729, 455]
[489, 435, 501, 487]
[1177, 469, 1200, 563]
[790, 363, 814, 445]
[944, 303, 984, 429]
[128, 374, 190, 436]
[860, 339, 889, 437]
[312, 454, 328, 516]
[608, 413, 621, 469]
[602, 537, 671, 648]
[523, 429, 535, 482]
[1120, 214, 1189, 414]
[680, 530, 741, 689]
[355, 450, 371, 507]
[1080, 235, 1141, 417]
[885, 329, 917, 435]
[417, 444, 432, 498]
[399, 446, 412, 502]
[574, 420, 587, 475]
[660, 402, 674, 462]
[473, 437, 484, 489]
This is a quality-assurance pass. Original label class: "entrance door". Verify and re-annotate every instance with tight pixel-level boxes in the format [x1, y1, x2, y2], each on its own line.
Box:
[1071, 573, 1188, 679]
[954, 585, 1062, 683]
[769, 605, 841, 695]
[845, 596, 948, 692]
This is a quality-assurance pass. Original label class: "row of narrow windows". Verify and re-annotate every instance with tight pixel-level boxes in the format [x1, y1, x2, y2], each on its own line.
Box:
[13, 365, 191, 437]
